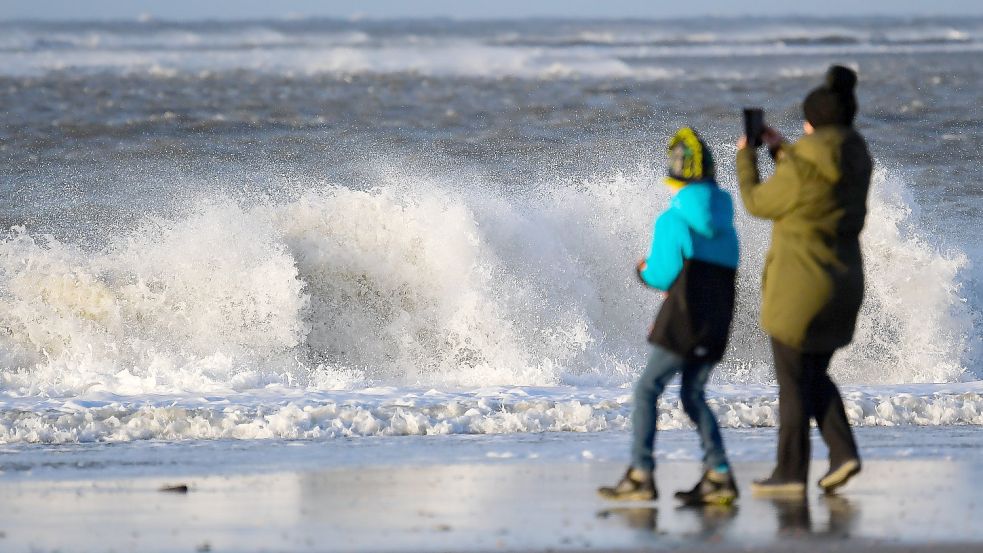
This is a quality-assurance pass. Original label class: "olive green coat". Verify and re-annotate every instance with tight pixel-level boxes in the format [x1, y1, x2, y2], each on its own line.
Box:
[736, 125, 873, 352]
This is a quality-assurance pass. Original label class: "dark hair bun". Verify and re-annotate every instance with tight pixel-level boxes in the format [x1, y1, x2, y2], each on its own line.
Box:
[825, 65, 857, 95]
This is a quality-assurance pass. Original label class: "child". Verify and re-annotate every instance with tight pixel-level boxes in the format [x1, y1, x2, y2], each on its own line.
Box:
[598, 127, 740, 505]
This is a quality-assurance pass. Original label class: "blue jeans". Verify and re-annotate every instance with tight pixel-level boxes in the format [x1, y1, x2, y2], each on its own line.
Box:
[631, 344, 729, 472]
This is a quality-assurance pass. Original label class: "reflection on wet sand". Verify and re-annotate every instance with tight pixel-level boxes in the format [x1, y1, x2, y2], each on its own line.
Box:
[822, 494, 858, 537]
[1, 460, 979, 552]
[769, 495, 858, 539]
[677, 503, 739, 542]
[772, 498, 812, 537]
[597, 503, 739, 541]
[596, 496, 857, 547]
[596, 507, 659, 531]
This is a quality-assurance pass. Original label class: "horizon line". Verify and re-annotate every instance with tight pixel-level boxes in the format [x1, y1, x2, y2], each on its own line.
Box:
[3, 13, 983, 25]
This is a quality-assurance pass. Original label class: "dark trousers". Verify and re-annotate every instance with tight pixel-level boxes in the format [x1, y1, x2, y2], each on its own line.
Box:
[771, 338, 859, 483]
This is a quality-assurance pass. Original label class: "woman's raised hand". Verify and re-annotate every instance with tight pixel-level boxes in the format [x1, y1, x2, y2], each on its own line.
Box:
[761, 126, 784, 148]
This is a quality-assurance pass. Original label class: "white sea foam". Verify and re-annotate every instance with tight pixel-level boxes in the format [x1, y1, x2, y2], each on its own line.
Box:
[0, 27, 368, 52]
[0, 159, 976, 446]
[839, 173, 972, 383]
[7, 41, 982, 79]
[1, 20, 981, 78]
[0, 42, 669, 80]
[0, 163, 973, 403]
[2, 384, 982, 444]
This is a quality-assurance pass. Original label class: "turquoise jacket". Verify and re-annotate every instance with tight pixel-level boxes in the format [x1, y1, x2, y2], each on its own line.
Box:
[639, 181, 740, 291]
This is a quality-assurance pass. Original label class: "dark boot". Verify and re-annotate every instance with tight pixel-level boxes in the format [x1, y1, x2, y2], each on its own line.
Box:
[598, 467, 657, 501]
[674, 469, 738, 506]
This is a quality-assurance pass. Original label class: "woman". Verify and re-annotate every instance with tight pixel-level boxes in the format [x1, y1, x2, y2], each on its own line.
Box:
[736, 65, 872, 495]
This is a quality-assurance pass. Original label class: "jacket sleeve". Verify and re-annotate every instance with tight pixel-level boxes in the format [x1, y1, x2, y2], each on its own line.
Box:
[638, 212, 689, 291]
[737, 144, 801, 220]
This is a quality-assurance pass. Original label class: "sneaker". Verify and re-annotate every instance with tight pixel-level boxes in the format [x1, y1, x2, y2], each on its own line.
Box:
[674, 469, 738, 506]
[818, 459, 861, 493]
[750, 476, 806, 497]
[598, 467, 657, 501]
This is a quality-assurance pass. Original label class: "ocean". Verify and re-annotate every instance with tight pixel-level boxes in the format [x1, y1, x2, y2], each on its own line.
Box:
[0, 16, 981, 466]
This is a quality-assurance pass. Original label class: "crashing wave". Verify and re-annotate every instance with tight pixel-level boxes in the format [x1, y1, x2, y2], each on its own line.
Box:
[0, 164, 972, 399]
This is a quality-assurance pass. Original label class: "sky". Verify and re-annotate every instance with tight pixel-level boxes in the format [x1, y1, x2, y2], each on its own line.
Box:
[3, 0, 983, 21]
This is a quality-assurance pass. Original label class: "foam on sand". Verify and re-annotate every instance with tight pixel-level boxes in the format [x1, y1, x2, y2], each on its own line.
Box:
[2, 384, 983, 444]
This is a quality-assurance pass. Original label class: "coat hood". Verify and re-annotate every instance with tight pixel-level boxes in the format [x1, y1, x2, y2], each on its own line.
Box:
[670, 181, 734, 238]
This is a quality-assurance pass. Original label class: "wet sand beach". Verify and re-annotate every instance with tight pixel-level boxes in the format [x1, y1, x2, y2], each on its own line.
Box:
[0, 458, 979, 552]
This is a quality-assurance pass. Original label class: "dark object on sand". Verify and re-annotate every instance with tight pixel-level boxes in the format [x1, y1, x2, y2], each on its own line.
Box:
[159, 484, 189, 493]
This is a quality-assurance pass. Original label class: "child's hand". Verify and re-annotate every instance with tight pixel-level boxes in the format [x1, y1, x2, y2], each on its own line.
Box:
[636, 259, 648, 285]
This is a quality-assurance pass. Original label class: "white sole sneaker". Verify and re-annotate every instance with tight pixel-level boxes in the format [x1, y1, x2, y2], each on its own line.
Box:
[750, 480, 806, 497]
[597, 488, 657, 501]
[818, 459, 861, 493]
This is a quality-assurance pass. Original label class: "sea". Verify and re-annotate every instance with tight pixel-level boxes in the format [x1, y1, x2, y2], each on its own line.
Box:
[0, 16, 981, 476]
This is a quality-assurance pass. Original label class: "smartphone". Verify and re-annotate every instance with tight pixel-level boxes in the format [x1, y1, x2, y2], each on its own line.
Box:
[743, 108, 764, 148]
